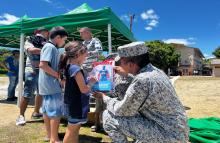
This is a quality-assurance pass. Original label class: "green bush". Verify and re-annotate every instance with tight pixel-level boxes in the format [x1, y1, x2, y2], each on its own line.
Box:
[0, 68, 8, 74]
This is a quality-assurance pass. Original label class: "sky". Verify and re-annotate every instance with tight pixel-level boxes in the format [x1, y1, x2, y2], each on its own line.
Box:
[0, 0, 220, 58]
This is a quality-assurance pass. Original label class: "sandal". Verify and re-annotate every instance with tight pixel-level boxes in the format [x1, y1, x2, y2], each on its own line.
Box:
[31, 113, 43, 119]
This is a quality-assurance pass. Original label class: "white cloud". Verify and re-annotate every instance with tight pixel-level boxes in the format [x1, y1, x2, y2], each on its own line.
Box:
[147, 9, 154, 14]
[204, 54, 209, 57]
[148, 19, 158, 27]
[141, 9, 159, 20]
[163, 38, 196, 45]
[145, 26, 153, 31]
[141, 12, 148, 20]
[0, 13, 19, 25]
[141, 9, 159, 31]
[204, 53, 215, 59]
[43, 0, 52, 3]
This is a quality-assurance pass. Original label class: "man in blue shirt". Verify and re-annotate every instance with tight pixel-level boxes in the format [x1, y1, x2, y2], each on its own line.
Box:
[1, 50, 19, 101]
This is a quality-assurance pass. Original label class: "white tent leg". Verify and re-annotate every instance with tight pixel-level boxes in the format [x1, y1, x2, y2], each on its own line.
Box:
[108, 24, 112, 54]
[17, 33, 24, 106]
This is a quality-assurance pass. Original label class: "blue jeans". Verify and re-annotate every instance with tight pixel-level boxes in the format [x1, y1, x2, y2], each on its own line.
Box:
[23, 69, 39, 98]
[8, 76, 18, 98]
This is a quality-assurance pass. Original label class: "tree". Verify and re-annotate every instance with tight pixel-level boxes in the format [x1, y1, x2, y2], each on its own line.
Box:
[145, 40, 180, 73]
[0, 48, 11, 69]
[213, 46, 220, 58]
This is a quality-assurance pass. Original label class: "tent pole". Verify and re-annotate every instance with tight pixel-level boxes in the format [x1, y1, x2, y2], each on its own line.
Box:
[17, 33, 24, 107]
[108, 24, 112, 54]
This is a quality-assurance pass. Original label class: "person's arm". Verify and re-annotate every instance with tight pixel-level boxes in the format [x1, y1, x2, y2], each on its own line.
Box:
[94, 77, 148, 116]
[39, 45, 58, 78]
[114, 66, 135, 79]
[0, 60, 9, 70]
[75, 71, 91, 94]
[39, 61, 59, 79]
[24, 40, 41, 55]
[27, 48, 41, 55]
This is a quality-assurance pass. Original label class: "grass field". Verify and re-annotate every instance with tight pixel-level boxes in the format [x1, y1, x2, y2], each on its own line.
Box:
[0, 121, 112, 143]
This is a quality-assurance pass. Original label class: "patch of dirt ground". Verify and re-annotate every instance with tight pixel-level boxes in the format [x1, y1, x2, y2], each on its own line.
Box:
[174, 76, 220, 118]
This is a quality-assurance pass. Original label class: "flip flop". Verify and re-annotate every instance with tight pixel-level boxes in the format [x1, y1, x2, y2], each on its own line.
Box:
[31, 113, 43, 119]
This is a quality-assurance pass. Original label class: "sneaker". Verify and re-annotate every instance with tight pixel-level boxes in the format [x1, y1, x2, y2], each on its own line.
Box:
[6, 97, 15, 101]
[16, 115, 26, 126]
[13, 96, 18, 100]
[91, 125, 101, 132]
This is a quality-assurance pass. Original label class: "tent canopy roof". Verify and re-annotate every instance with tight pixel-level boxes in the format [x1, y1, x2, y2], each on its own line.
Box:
[0, 3, 135, 51]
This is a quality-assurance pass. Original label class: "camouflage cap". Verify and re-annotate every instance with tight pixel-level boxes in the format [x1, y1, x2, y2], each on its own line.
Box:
[117, 41, 148, 57]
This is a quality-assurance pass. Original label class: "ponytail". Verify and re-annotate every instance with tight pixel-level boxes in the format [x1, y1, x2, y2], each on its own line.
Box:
[58, 53, 68, 80]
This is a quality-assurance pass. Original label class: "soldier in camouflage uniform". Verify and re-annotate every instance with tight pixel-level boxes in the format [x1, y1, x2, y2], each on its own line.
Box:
[93, 42, 189, 143]
[79, 27, 102, 74]
[79, 27, 103, 132]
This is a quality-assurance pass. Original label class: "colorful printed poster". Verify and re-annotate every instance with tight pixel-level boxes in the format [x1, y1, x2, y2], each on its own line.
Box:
[90, 60, 115, 92]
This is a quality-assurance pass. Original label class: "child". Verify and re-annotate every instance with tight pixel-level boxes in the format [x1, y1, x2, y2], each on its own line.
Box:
[39, 26, 68, 143]
[59, 41, 94, 143]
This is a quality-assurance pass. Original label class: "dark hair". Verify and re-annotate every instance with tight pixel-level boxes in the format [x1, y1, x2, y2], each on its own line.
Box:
[34, 27, 48, 35]
[122, 52, 150, 69]
[12, 50, 19, 55]
[58, 41, 87, 79]
[49, 26, 68, 39]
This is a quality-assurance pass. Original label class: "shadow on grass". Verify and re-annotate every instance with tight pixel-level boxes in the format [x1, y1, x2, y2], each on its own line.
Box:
[26, 119, 44, 124]
[58, 133, 104, 143]
[0, 98, 35, 106]
[0, 99, 17, 105]
[79, 134, 103, 143]
[184, 106, 191, 110]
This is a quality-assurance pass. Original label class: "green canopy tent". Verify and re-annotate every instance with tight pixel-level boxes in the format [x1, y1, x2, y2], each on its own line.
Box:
[0, 3, 135, 105]
[0, 3, 135, 50]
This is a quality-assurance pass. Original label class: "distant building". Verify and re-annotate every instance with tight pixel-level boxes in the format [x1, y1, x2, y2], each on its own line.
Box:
[211, 59, 220, 77]
[171, 43, 204, 76]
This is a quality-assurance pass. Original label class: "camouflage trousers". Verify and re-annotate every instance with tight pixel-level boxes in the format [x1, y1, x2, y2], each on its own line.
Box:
[102, 110, 186, 143]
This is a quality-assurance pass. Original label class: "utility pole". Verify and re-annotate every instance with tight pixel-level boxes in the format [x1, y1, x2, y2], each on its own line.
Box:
[129, 14, 135, 32]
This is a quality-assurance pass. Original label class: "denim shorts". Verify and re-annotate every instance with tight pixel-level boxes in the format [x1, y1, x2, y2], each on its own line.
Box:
[63, 104, 87, 125]
[68, 118, 87, 125]
[23, 69, 39, 98]
[42, 93, 63, 118]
